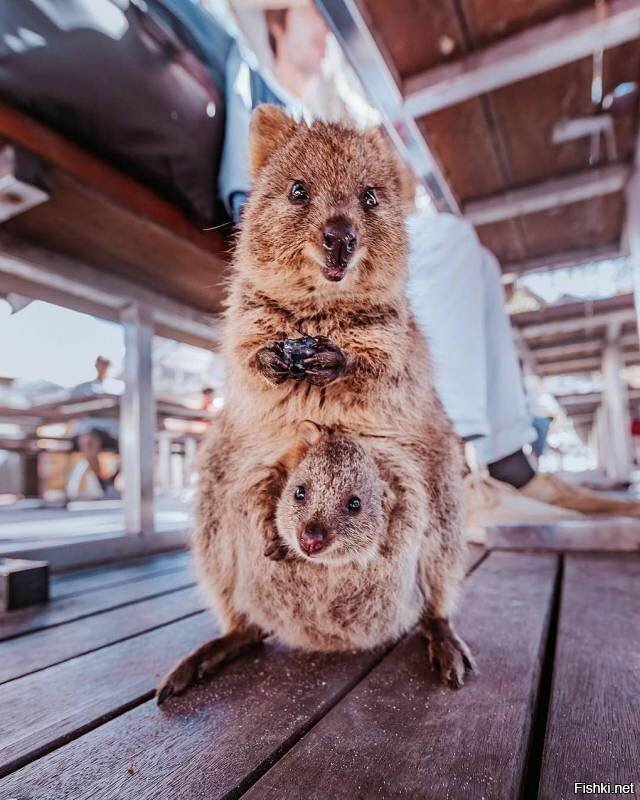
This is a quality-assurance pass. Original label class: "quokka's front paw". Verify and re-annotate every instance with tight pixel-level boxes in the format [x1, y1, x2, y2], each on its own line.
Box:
[264, 529, 297, 561]
[301, 336, 348, 387]
[423, 618, 476, 689]
[254, 342, 293, 385]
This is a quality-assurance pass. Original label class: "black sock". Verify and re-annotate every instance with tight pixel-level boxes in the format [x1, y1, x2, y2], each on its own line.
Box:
[488, 449, 535, 489]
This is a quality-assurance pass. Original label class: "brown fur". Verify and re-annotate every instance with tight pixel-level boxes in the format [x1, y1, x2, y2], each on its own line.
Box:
[157, 108, 472, 703]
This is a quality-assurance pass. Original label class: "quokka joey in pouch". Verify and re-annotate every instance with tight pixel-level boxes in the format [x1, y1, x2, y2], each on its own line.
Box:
[156, 107, 474, 704]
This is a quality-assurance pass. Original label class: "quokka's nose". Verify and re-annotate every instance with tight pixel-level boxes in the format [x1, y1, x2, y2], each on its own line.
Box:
[322, 217, 357, 268]
[299, 522, 329, 555]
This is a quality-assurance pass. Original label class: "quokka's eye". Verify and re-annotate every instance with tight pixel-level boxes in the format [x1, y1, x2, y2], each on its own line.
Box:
[294, 485, 306, 501]
[346, 496, 361, 513]
[360, 187, 378, 209]
[289, 180, 310, 204]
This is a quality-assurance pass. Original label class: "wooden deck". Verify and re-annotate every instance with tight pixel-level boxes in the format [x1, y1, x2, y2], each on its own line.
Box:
[0, 540, 638, 799]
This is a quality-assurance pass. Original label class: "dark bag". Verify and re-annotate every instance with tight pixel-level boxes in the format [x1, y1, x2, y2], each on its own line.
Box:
[0, 0, 233, 226]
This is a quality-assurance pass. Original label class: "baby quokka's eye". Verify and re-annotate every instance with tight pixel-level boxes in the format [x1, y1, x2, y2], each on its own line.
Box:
[289, 180, 310, 205]
[294, 485, 306, 502]
[360, 187, 378, 209]
[346, 496, 361, 513]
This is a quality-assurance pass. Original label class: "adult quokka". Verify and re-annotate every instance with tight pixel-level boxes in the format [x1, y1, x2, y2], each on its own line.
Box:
[156, 106, 473, 703]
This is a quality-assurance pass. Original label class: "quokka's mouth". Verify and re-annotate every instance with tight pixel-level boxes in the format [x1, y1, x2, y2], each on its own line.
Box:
[321, 262, 348, 282]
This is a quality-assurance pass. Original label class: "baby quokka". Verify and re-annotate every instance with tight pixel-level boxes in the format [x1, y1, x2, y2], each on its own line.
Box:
[157, 106, 474, 704]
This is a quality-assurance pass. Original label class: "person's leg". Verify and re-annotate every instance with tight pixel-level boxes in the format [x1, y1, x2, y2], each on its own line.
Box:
[472, 248, 537, 483]
[473, 249, 640, 516]
[407, 213, 490, 441]
[76, 431, 103, 483]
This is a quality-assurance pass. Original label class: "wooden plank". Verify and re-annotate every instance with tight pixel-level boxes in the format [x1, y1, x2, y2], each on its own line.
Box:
[50, 550, 190, 600]
[0, 586, 204, 685]
[0, 611, 218, 777]
[539, 554, 640, 799]
[502, 244, 622, 278]
[487, 520, 640, 552]
[0, 632, 384, 794]
[243, 551, 558, 800]
[0, 566, 194, 642]
[463, 165, 629, 226]
[0, 232, 222, 348]
[402, 0, 640, 117]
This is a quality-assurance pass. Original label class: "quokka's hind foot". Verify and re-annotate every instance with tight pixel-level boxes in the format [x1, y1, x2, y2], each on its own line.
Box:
[421, 616, 476, 690]
[156, 625, 267, 705]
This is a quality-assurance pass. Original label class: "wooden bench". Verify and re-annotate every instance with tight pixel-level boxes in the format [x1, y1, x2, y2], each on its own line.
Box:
[0, 533, 637, 798]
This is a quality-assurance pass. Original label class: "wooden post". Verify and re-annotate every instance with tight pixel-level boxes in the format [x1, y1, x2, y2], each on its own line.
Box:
[628, 163, 640, 348]
[120, 304, 155, 536]
[601, 338, 631, 481]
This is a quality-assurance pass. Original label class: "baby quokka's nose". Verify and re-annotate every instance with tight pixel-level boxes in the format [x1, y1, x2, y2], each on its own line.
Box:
[300, 521, 330, 555]
[322, 216, 357, 270]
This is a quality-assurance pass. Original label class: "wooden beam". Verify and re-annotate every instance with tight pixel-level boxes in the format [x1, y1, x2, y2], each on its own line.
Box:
[533, 333, 638, 362]
[0, 232, 221, 349]
[402, 0, 640, 117]
[502, 245, 623, 278]
[601, 340, 632, 479]
[464, 165, 629, 226]
[514, 293, 634, 327]
[627, 132, 640, 344]
[537, 351, 640, 376]
[538, 357, 602, 376]
[557, 388, 640, 407]
[521, 311, 636, 340]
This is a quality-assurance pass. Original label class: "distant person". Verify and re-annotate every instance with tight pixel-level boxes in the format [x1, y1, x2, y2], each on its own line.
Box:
[69, 356, 120, 498]
[200, 386, 215, 412]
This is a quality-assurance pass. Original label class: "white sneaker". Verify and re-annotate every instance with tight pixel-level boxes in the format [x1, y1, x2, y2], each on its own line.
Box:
[464, 473, 583, 544]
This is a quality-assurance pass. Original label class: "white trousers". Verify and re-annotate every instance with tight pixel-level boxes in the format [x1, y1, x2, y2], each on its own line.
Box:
[407, 212, 536, 464]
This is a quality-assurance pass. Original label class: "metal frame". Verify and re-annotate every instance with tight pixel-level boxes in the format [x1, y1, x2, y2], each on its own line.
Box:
[121, 304, 156, 536]
[315, 0, 460, 213]
[0, 233, 215, 567]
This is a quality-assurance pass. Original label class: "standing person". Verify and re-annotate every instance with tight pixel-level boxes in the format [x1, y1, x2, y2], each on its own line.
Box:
[219, 2, 336, 221]
[407, 210, 640, 539]
[68, 356, 120, 498]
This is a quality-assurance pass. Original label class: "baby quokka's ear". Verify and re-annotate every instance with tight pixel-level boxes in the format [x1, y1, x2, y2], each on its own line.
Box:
[250, 104, 298, 175]
[279, 420, 325, 472]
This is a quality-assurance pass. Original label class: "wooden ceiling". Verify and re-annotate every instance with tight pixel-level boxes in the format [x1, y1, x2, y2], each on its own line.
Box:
[357, 0, 640, 268]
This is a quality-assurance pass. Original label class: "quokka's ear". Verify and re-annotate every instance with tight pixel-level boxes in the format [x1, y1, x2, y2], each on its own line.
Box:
[364, 126, 417, 211]
[279, 421, 325, 472]
[297, 420, 324, 448]
[396, 159, 418, 211]
[250, 104, 298, 175]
